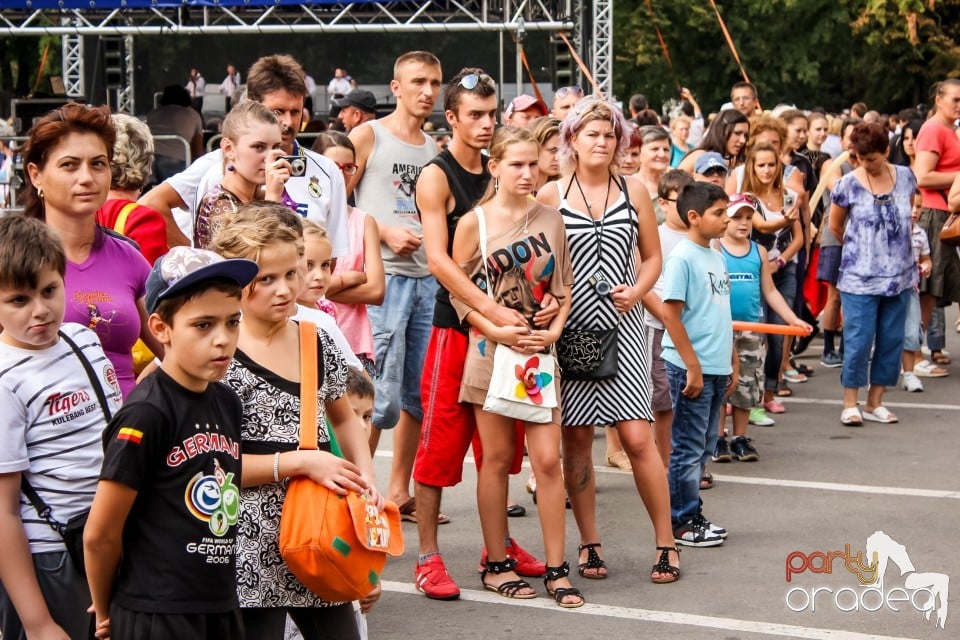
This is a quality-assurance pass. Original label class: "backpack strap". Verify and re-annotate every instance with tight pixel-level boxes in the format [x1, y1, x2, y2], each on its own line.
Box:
[113, 201, 138, 236]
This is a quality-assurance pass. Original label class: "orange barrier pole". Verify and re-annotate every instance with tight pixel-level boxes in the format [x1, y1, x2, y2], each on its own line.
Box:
[732, 321, 811, 337]
[557, 32, 604, 99]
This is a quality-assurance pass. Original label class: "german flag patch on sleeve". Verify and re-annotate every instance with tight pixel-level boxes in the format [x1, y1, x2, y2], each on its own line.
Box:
[117, 427, 144, 445]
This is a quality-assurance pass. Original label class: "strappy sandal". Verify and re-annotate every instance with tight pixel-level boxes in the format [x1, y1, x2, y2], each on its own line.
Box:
[480, 558, 537, 599]
[543, 562, 585, 608]
[577, 543, 607, 579]
[651, 546, 681, 584]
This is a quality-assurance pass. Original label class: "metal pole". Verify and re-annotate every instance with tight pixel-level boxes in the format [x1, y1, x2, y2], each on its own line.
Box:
[515, 18, 525, 100]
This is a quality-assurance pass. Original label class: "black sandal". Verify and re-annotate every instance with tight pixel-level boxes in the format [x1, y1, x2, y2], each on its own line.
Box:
[651, 546, 681, 584]
[481, 558, 537, 599]
[544, 562, 584, 608]
[577, 543, 607, 579]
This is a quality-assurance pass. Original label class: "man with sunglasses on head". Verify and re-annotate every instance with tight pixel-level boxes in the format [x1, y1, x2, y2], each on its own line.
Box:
[551, 84, 584, 120]
[345, 51, 444, 531]
[413, 67, 555, 601]
[140, 54, 348, 257]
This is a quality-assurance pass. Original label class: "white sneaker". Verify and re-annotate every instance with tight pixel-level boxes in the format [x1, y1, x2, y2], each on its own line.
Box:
[901, 371, 924, 392]
[914, 360, 949, 378]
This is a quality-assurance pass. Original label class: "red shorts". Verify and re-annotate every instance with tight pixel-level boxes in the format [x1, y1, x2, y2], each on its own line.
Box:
[414, 326, 524, 488]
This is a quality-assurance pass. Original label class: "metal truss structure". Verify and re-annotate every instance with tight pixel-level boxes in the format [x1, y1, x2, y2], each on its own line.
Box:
[591, 0, 612, 98]
[3, 0, 589, 109]
[0, 1, 574, 37]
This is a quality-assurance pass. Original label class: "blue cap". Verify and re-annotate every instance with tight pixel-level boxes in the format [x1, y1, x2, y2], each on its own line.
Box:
[145, 246, 259, 313]
[695, 151, 728, 175]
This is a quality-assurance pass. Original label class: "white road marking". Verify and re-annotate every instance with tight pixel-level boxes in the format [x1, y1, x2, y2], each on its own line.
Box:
[381, 581, 924, 640]
[373, 451, 960, 499]
[781, 397, 960, 411]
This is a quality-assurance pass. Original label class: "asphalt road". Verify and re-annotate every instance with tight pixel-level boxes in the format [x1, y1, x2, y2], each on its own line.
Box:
[365, 333, 959, 640]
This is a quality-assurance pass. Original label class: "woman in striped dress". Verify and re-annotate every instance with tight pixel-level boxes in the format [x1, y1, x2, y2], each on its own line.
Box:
[536, 96, 679, 584]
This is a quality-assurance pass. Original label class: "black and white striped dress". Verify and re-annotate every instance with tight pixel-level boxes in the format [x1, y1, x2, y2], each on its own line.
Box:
[557, 181, 653, 426]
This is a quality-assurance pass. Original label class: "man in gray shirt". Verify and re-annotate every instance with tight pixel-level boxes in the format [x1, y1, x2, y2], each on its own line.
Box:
[347, 51, 442, 528]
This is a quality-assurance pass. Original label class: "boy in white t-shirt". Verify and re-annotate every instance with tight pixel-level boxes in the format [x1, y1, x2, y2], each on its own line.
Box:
[0, 216, 122, 639]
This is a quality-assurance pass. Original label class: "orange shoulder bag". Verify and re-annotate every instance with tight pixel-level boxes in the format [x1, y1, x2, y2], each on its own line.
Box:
[279, 321, 403, 602]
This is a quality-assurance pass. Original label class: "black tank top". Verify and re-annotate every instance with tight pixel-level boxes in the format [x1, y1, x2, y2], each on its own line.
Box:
[422, 148, 490, 329]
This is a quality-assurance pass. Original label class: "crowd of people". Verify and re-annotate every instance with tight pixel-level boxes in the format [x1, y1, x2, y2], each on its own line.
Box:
[0, 48, 958, 640]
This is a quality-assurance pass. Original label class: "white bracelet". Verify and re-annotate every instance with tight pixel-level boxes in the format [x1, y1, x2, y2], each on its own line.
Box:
[273, 452, 281, 482]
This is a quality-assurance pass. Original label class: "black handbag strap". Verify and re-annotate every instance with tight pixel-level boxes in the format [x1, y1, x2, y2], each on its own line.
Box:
[20, 329, 114, 536]
[21, 477, 66, 533]
[58, 329, 112, 424]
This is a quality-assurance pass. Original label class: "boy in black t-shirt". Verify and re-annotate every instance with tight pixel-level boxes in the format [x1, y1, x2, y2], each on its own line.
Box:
[84, 246, 258, 640]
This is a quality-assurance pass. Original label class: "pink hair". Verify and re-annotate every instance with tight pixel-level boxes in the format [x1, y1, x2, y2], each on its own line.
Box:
[557, 95, 631, 174]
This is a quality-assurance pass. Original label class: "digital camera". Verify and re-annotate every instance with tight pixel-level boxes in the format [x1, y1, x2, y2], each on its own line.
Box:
[282, 155, 307, 177]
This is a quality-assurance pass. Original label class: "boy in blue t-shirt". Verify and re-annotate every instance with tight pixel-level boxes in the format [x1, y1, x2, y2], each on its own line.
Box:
[660, 182, 735, 547]
[714, 195, 811, 464]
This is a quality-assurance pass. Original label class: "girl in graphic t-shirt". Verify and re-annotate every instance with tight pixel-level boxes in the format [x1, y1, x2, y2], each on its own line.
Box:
[194, 101, 293, 248]
[450, 126, 582, 608]
[212, 202, 380, 640]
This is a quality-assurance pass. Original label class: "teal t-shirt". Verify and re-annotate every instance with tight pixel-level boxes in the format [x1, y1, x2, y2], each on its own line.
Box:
[660, 239, 733, 375]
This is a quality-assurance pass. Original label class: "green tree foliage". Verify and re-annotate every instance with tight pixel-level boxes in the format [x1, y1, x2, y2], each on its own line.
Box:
[615, 0, 960, 114]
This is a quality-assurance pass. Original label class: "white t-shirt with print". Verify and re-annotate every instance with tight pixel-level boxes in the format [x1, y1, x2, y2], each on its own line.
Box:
[0, 323, 123, 553]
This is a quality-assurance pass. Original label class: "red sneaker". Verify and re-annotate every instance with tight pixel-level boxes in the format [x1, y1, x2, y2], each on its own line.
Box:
[478, 538, 546, 577]
[414, 555, 460, 600]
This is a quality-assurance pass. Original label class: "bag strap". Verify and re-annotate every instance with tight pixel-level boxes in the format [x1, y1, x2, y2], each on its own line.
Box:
[298, 320, 319, 451]
[474, 206, 495, 300]
[58, 329, 112, 423]
[113, 201, 138, 236]
[20, 477, 65, 533]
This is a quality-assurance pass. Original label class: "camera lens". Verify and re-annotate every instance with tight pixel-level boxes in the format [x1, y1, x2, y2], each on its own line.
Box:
[595, 280, 612, 296]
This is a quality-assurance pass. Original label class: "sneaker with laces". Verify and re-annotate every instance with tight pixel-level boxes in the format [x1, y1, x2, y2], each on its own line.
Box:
[820, 351, 843, 368]
[748, 407, 775, 426]
[711, 437, 732, 463]
[730, 436, 759, 461]
[901, 371, 924, 392]
[674, 518, 724, 547]
[693, 512, 728, 538]
[415, 555, 460, 600]
[478, 538, 546, 577]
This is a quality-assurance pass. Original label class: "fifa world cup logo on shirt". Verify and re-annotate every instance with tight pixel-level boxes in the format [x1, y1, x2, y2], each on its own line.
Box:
[184, 459, 240, 536]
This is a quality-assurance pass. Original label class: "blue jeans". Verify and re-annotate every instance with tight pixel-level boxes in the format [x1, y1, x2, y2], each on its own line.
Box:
[367, 274, 438, 428]
[666, 361, 729, 526]
[927, 304, 946, 353]
[840, 289, 909, 389]
[903, 290, 922, 352]
[763, 262, 797, 391]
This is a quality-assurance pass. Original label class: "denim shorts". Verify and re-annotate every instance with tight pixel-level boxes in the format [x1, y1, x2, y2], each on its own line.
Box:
[817, 245, 842, 285]
[367, 274, 438, 428]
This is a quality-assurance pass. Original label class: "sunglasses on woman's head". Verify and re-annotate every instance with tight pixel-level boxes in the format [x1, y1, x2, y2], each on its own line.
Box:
[458, 73, 496, 91]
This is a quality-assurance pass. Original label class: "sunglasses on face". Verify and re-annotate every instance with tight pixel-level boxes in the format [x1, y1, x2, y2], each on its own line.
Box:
[458, 73, 496, 91]
[336, 162, 358, 176]
[555, 85, 584, 99]
[703, 167, 728, 178]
